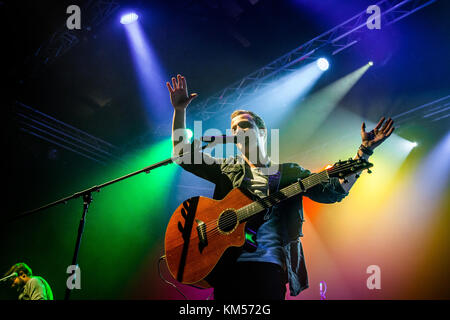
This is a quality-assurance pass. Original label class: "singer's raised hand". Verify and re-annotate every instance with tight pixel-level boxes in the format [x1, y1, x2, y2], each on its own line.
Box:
[166, 74, 198, 110]
[361, 117, 395, 150]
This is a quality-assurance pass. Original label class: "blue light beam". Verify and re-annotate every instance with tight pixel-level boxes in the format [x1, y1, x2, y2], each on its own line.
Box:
[234, 61, 326, 128]
[123, 20, 171, 126]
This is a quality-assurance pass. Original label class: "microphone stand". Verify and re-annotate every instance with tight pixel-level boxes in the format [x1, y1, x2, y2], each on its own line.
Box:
[8, 138, 220, 300]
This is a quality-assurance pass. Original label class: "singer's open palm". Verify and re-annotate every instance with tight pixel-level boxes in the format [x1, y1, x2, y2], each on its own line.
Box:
[166, 74, 198, 110]
[361, 117, 395, 150]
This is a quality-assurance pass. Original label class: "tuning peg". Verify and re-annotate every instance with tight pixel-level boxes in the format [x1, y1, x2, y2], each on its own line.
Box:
[355, 174, 360, 179]
[367, 169, 372, 174]
[348, 157, 353, 161]
[343, 178, 349, 183]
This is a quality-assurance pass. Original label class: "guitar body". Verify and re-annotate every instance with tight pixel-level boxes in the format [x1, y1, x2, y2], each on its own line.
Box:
[164, 187, 254, 287]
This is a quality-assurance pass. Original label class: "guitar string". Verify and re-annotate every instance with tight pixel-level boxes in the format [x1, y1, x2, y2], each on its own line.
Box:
[195, 169, 364, 244]
[201, 162, 365, 238]
[204, 161, 360, 231]
[171, 173, 325, 247]
[203, 176, 333, 240]
[203, 161, 366, 239]
[197, 162, 367, 239]
[204, 170, 320, 230]
[203, 171, 327, 238]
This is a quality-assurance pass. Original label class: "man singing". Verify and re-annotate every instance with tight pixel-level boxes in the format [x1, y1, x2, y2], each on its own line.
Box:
[4, 263, 53, 300]
[167, 74, 394, 300]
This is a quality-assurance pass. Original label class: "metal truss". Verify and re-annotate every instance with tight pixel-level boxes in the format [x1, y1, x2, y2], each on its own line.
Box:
[392, 94, 450, 126]
[17, 1, 122, 164]
[188, 0, 438, 122]
[14, 101, 123, 165]
[28, 0, 120, 77]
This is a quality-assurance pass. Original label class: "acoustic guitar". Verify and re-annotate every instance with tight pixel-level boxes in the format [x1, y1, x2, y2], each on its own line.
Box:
[164, 158, 373, 287]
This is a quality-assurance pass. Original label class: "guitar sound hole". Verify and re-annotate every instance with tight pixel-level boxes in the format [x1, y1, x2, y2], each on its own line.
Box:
[218, 210, 238, 234]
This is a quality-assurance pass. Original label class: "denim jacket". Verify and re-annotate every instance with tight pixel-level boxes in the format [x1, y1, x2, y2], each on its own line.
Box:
[176, 141, 348, 296]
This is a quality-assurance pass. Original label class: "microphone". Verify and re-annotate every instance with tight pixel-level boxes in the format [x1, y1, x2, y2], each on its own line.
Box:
[200, 135, 238, 144]
[0, 272, 18, 282]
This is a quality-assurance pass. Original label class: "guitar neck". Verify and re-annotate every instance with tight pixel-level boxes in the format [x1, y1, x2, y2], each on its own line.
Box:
[236, 170, 330, 222]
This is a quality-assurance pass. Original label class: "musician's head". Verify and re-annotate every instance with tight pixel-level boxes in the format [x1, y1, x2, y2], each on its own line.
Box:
[230, 110, 268, 163]
[5, 262, 32, 290]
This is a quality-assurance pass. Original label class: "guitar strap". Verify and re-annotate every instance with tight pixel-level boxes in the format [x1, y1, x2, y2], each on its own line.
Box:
[263, 163, 283, 220]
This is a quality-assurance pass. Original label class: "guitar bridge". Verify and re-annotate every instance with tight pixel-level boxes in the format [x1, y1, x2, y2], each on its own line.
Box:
[196, 219, 207, 246]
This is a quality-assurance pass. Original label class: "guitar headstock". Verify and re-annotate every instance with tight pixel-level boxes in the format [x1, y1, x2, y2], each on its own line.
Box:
[326, 158, 373, 179]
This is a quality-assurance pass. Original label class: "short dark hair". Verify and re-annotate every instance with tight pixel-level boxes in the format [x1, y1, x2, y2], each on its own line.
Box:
[230, 109, 266, 130]
[4, 263, 33, 277]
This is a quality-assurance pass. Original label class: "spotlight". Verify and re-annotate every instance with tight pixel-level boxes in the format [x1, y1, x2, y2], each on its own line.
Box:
[411, 142, 418, 148]
[368, 61, 374, 66]
[120, 12, 139, 25]
[317, 58, 329, 71]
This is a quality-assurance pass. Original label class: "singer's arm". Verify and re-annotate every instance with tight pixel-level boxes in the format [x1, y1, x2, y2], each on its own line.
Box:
[167, 74, 195, 150]
[339, 117, 395, 193]
[338, 147, 369, 193]
[172, 108, 188, 150]
[167, 75, 221, 183]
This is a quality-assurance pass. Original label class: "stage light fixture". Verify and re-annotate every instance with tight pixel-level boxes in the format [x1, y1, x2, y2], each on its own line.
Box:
[368, 61, 374, 66]
[120, 13, 139, 25]
[317, 58, 330, 71]
[411, 142, 418, 148]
